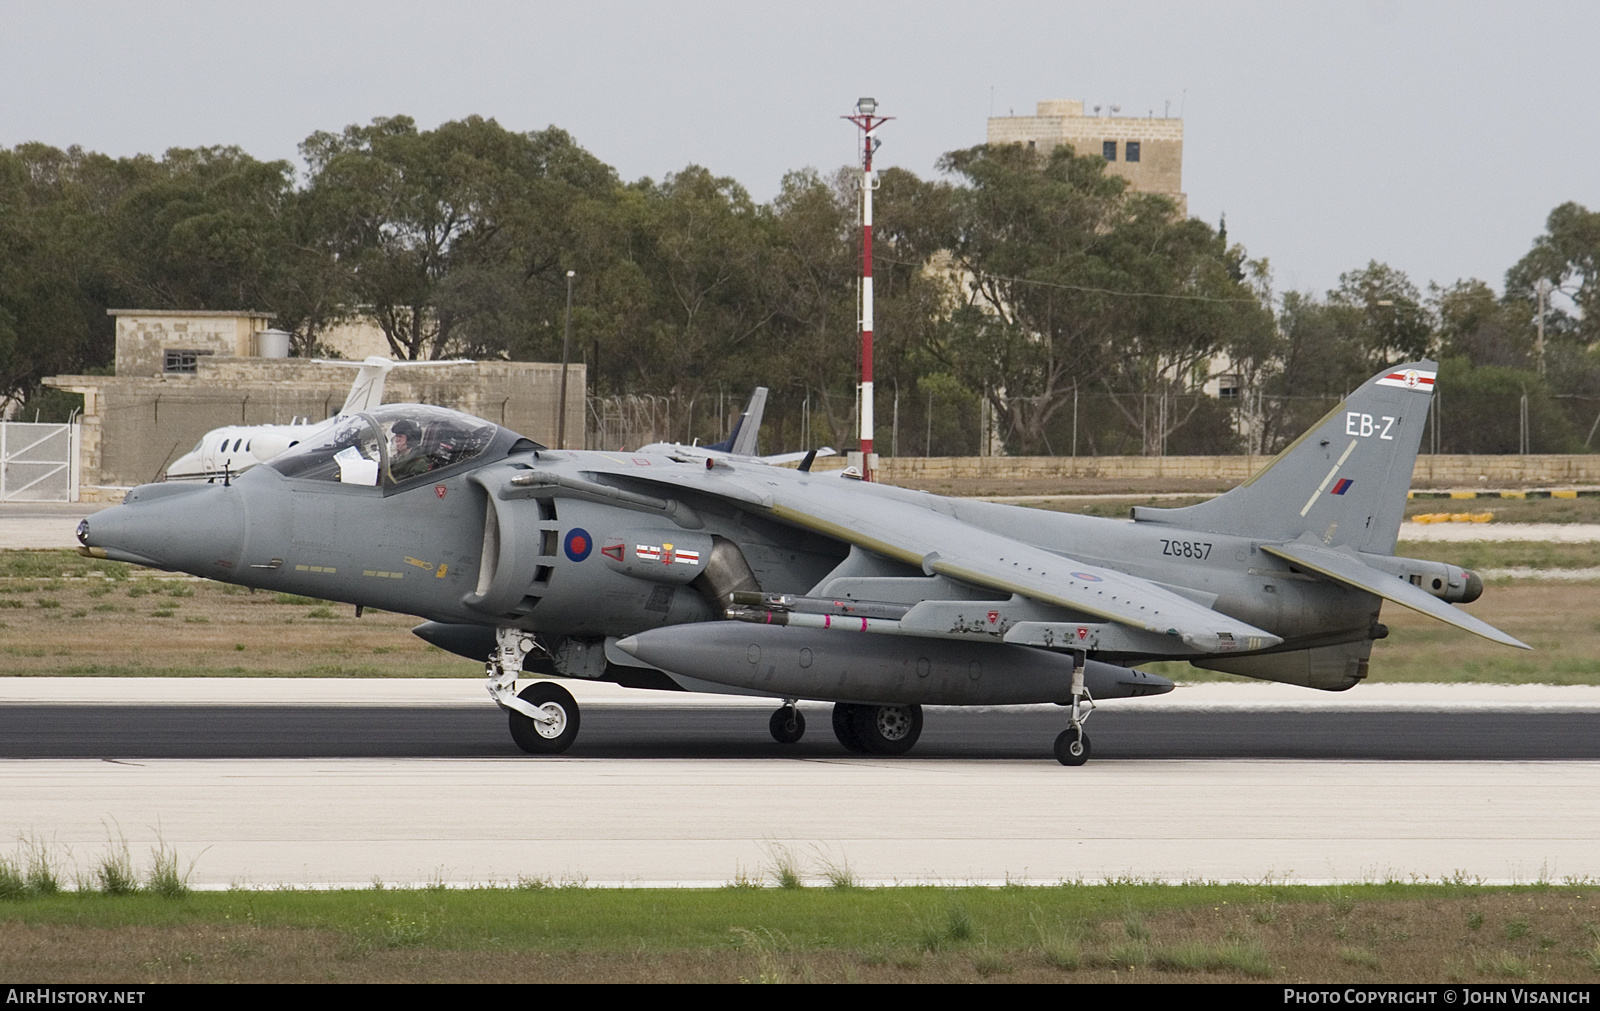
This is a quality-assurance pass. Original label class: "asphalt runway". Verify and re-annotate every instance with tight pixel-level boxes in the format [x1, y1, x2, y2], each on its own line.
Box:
[5, 681, 1599, 887]
[4, 702, 1600, 761]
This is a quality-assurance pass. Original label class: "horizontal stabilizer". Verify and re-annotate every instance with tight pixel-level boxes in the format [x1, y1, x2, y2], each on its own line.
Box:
[1262, 540, 1530, 650]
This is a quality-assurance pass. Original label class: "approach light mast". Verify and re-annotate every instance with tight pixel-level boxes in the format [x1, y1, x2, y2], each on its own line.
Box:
[844, 97, 891, 481]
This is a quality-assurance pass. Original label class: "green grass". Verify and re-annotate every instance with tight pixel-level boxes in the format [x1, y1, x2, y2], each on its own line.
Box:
[0, 881, 1560, 949]
[5, 882, 1600, 982]
[0, 549, 131, 581]
[1395, 540, 1600, 571]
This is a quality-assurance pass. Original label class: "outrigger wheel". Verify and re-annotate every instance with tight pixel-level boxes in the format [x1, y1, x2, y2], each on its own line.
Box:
[1054, 729, 1091, 767]
[769, 703, 806, 744]
[508, 681, 581, 754]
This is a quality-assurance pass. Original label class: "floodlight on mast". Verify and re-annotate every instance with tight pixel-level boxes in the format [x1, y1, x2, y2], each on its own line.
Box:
[842, 97, 893, 481]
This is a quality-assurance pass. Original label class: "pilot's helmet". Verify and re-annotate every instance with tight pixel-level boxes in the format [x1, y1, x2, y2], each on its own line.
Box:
[392, 420, 423, 443]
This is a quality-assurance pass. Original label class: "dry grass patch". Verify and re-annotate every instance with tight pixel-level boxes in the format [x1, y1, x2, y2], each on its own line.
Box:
[1, 544, 1597, 684]
[0, 552, 466, 678]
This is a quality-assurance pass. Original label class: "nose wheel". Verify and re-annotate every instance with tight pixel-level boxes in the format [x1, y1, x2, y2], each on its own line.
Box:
[769, 703, 805, 744]
[507, 681, 581, 754]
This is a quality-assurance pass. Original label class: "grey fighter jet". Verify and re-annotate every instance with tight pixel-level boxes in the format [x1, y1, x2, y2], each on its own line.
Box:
[78, 360, 1524, 764]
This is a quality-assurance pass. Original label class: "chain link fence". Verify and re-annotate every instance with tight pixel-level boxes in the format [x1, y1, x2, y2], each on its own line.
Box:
[587, 388, 1600, 458]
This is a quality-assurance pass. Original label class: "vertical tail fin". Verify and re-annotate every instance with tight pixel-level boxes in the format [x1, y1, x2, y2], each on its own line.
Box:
[705, 387, 768, 455]
[338, 357, 399, 416]
[1131, 361, 1436, 554]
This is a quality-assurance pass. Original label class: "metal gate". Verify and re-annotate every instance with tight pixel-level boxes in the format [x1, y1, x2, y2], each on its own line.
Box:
[0, 422, 79, 502]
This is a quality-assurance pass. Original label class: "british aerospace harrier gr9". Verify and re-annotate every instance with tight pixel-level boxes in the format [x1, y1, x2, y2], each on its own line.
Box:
[78, 361, 1524, 764]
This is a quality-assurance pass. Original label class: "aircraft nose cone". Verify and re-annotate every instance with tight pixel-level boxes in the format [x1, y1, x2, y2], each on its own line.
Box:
[80, 483, 246, 575]
[1461, 570, 1483, 604]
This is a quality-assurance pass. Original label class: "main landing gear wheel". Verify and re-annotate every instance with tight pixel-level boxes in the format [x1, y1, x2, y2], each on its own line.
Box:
[832, 703, 868, 753]
[832, 702, 923, 756]
[769, 705, 806, 744]
[509, 682, 580, 755]
[1054, 729, 1091, 767]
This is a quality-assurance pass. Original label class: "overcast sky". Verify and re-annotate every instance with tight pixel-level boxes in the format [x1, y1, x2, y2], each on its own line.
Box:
[3, 1, 1596, 302]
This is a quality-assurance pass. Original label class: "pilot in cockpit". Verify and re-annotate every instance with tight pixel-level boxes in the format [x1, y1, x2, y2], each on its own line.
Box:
[388, 419, 434, 480]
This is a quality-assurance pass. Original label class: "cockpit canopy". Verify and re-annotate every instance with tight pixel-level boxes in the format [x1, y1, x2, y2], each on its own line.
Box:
[268, 405, 532, 488]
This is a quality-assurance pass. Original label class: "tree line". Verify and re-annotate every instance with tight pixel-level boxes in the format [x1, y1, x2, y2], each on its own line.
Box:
[2, 115, 1597, 454]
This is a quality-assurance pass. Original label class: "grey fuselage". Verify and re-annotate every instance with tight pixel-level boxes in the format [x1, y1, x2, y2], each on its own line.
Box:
[83, 422, 1391, 694]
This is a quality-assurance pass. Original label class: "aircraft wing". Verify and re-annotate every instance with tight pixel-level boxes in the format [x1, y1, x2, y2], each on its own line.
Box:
[582, 462, 1282, 655]
[1262, 540, 1530, 650]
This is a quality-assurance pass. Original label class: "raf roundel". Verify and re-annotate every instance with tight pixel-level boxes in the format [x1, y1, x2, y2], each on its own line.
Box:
[563, 528, 593, 562]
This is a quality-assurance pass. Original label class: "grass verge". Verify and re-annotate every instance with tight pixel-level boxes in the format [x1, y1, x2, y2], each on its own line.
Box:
[1, 549, 1597, 684]
[3, 883, 1599, 983]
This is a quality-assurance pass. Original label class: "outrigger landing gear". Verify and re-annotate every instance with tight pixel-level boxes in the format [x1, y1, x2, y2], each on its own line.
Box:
[486, 628, 581, 755]
[1055, 649, 1095, 767]
[769, 701, 805, 744]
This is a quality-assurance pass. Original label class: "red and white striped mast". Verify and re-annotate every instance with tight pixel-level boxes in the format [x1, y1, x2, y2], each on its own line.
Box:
[844, 97, 891, 481]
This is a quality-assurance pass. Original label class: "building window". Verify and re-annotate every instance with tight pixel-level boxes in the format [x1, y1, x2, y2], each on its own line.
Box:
[1217, 375, 1241, 400]
[1102, 140, 1117, 161]
[1126, 141, 1141, 163]
[163, 349, 212, 374]
[1027, 140, 1036, 151]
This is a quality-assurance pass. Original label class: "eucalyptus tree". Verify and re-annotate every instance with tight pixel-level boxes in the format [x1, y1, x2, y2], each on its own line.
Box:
[300, 115, 618, 361]
[0, 144, 127, 407]
[931, 142, 1271, 454]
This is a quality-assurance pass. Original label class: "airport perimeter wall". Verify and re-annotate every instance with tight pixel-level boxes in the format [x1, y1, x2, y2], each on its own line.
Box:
[47, 358, 585, 498]
[814, 454, 1600, 487]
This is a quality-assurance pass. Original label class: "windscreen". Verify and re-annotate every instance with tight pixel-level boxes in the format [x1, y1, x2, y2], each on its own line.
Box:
[266, 415, 383, 485]
[373, 405, 500, 486]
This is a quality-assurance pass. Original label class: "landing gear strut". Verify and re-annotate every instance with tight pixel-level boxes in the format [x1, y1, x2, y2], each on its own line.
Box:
[1055, 648, 1094, 766]
[769, 701, 805, 744]
[831, 702, 923, 755]
[486, 628, 581, 755]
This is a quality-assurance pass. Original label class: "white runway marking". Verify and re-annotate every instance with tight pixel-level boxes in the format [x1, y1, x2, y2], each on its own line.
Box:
[3, 757, 1596, 888]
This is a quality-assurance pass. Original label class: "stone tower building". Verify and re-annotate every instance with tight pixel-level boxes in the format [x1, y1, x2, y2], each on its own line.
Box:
[987, 99, 1186, 217]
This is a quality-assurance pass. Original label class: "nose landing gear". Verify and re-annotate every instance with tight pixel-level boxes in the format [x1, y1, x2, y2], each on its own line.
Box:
[509, 681, 581, 754]
[487, 628, 581, 755]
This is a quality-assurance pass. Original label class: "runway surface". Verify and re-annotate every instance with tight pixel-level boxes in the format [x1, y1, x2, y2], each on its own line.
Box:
[5, 700, 1600, 760]
[2, 679, 1598, 887]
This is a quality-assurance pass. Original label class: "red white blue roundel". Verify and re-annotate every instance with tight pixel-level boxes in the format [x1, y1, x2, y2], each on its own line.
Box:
[1071, 572, 1103, 582]
[564, 528, 593, 562]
